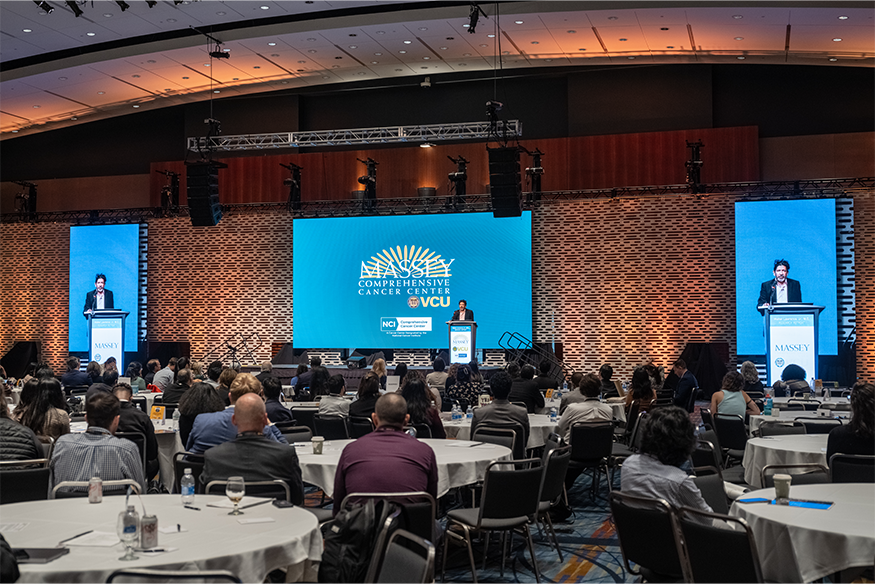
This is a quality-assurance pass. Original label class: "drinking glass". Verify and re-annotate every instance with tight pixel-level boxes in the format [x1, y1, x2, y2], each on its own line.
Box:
[116, 510, 139, 561]
[226, 476, 245, 516]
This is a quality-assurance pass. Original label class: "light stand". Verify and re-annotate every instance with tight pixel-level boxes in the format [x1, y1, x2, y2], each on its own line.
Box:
[685, 140, 704, 194]
[157, 170, 180, 216]
[281, 162, 302, 212]
[357, 157, 378, 211]
[447, 155, 469, 207]
[523, 147, 545, 200]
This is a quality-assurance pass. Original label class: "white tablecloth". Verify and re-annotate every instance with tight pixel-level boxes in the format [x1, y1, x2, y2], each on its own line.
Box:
[749, 411, 848, 435]
[5, 494, 322, 583]
[742, 434, 829, 488]
[443, 414, 557, 449]
[297, 438, 512, 498]
[730, 483, 875, 583]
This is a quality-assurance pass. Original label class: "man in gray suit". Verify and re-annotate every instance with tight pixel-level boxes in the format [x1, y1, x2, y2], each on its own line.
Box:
[471, 370, 530, 448]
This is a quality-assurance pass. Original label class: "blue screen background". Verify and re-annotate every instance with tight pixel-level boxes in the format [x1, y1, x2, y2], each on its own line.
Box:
[293, 212, 533, 349]
[68, 224, 140, 353]
[735, 199, 837, 355]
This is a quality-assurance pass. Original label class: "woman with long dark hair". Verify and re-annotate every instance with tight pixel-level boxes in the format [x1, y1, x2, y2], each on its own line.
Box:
[350, 372, 381, 418]
[625, 366, 656, 414]
[177, 382, 226, 446]
[13, 378, 40, 422]
[310, 366, 331, 398]
[19, 378, 70, 440]
[124, 361, 147, 393]
[827, 381, 875, 459]
[401, 378, 445, 438]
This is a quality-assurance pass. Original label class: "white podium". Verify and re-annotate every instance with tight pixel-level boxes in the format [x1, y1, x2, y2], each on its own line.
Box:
[87, 309, 129, 370]
[762, 304, 824, 385]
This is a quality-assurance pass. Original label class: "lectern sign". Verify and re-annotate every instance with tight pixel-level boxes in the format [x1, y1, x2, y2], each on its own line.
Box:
[450, 324, 474, 365]
[764, 305, 822, 385]
[88, 310, 129, 371]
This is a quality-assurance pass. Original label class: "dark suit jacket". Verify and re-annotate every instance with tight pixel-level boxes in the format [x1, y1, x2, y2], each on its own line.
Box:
[118, 401, 158, 462]
[265, 399, 294, 424]
[451, 309, 475, 321]
[161, 383, 189, 404]
[201, 433, 304, 504]
[508, 378, 544, 413]
[61, 370, 92, 388]
[672, 370, 699, 412]
[83, 289, 114, 316]
[757, 278, 802, 313]
[471, 399, 530, 447]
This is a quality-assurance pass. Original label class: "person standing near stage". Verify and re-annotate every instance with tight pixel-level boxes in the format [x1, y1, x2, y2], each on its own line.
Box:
[83, 273, 114, 317]
[757, 259, 802, 313]
[452, 300, 474, 321]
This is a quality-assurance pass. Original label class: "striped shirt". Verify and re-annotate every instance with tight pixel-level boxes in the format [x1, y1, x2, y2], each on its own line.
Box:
[620, 453, 712, 513]
[50, 427, 145, 494]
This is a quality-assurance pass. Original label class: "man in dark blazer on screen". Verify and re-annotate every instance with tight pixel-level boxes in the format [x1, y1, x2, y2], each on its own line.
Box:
[451, 299, 474, 321]
[757, 259, 801, 314]
[83, 273, 114, 317]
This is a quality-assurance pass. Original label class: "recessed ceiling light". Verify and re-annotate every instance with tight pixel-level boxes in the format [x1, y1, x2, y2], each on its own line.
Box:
[579, 48, 587, 51]
[306, 37, 317, 41]
[440, 46, 448, 50]
[608, 16, 618, 20]
[182, 76, 189, 80]
[502, 50, 510, 55]
[204, 63, 210, 67]
[133, 105, 140, 108]
[282, 81, 289, 84]
[232, 77, 239, 80]
[332, 65, 340, 68]
[463, 52, 471, 57]
[298, 60, 306, 63]
[829, 57, 838, 61]
[399, 50, 407, 53]
[357, 72, 366, 76]
[463, 24, 469, 28]
[322, 75, 330, 79]
[515, 20, 523, 24]
[660, 27, 669, 31]
[833, 38, 842, 41]
[420, 66, 428, 70]
[147, 59, 156, 63]
[735, 37, 744, 41]
[86, 32, 96, 36]
[216, 11, 225, 16]
[103, 13, 112, 17]
[403, 40, 412, 44]
[253, 66, 260, 69]
[838, 15, 849, 20]
[268, 42, 276, 46]
[349, 45, 357, 48]
[487, 34, 495, 38]
[71, 117, 77, 120]
[271, 53, 279, 57]
[11, 130, 18, 133]
[619, 38, 627, 41]
[567, 30, 576, 34]
[259, 5, 269, 10]
[97, 91, 105, 95]
[371, 61, 378, 64]
[666, 45, 674, 49]
[58, 76, 67, 80]
[33, 105, 41, 109]
[166, 18, 176, 23]
[376, 31, 386, 35]
[737, 56, 745, 60]
[628, 56, 635, 59]
[531, 41, 539, 44]
[446, 37, 454, 40]
[733, 14, 743, 19]
[545, 59, 552, 62]
[22, 28, 32, 32]
[419, 27, 428, 31]
[132, 74, 140, 78]
[423, 56, 430, 60]
[420, 142, 433, 148]
[479, 44, 488, 47]
[308, 50, 317, 53]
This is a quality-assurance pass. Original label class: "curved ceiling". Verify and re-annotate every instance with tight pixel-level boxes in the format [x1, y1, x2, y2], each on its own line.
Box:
[1, 0, 872, 138]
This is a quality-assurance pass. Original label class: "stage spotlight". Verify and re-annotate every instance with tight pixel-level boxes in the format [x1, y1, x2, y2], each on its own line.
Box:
[146, 0, 157, 7]
[34, 1, 54, 14]
[66, 1, 83, 16]
[357, 157, 378, 211]
[115, 1, 130, 12]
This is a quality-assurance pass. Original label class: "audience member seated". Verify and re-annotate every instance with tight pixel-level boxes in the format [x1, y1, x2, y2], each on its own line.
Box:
[349, 372, 381, 418]
[13, 379, 39, 422]
[86, 360, 103, 385]
[293, 356, 320, 397]
[644, 362, 665, 392]
[152, 357, 177, 391]
[123, 361, 147, 393]
[471, 370, 529, 446]
[620, 405, 712, 512]
[162, 368, 192, 404]
[0, 399, 43, 462]
[103, 357, 118, 375]
[402, 378, 446, 438]
[290, 364, 307, 395]
[263, 377, 294, 424]
[534, 361, 559, 392]
[625, 366, 656, 415]
[508, 364, 545, 413]
[318, 375, 350, 417]
[332, 393, 438, 515]
[771, 363, 810, 398]
[827, 381, 874, 460]
[85, 370, 117, 402]
[144, 359, 160, 385]
[446, 365, 482, 408]
[19, 378, 70, 441]
[404, 369, 442, 411]
[671, 359, 698, 411]
[113, 383, 159, 479]
[711, 371, 760, 417]
[559, 372, 586, 414]
[201, 393, 304, 504]
[557, 373, 613, 443]
[177, 382, 225, 447]
[443, 363, 459, 396]
[50, 392, 145, 495]
[426, 357, 448, 392]
[61, 356, 91, 388]
[740, 360, 764, 395]
[394, 363, 408, 386]
[372, 358, 388, 390]
[599, 364, 619, 398]
[308, 366, 331, 399]
[204, 360, 223, 389]
[186, 373, 287, 454]
[217, 367, 237, 407]
[255, 361, 276, 386]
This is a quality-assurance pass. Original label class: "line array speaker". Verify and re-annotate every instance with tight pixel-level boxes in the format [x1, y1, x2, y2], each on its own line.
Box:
[488, 147, 522, 218]
[185, 161, 226, 227]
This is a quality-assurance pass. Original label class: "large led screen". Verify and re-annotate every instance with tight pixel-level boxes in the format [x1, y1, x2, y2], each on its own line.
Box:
[293, 212, 533, 349]
[68, 224, 140, 354]
[735, 199, 837, 357]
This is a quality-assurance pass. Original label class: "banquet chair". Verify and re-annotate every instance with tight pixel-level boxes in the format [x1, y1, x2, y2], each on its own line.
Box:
[369, 529, 435, 584]
[609, 491, 686, 582]
[568, 422, 614, 499]
[788, 399, 820, 411]
[692, 469, 730, 514]
[115, 431, 147, 477]
[280, 425, 313, 443]
[0, 460, 50, 504]
[52, 479, 141, 498]
[173, 452, 205, 493]
[348, 416, 375, 438]
[407, 424, 433, 438]
[761, 463, 829, 488]
[675, 506, 763, 583]
[699, 408, 714, 430]
[746, 390, 765, 401]
[779, 403, 804, 411]
[441, 458, 543, 583]
[694, 432, 747, 485]
[510, 401, 527, 411]
[313, 414, 349, 440]
[472, 426, 519, 459]
[713, 414, 747, 465]
[129, 395, 148, 412]
[291, 408, 317, 432]
[794, 417, 842, 434]
[536, 445, 572, 560]
[205, 479, 291, 501]
[829, 454, 875, 483]
[106, 568, 242, 582]
[758, 421, 806, 437]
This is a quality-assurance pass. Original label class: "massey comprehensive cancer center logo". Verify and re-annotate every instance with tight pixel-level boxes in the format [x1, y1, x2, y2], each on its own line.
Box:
[359, 245, 454, 305]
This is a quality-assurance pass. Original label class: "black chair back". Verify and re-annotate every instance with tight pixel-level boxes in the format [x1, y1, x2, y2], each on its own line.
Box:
[479, 458, 543, 522]
[761, 463, 829, 488]
[373, 528, 435, 584]
[115, 431, 147, 476]
[692, 472, 729, 514]
[714, 413, 747, 451]
[172, 452, 205, 494]
[410, 423, 432, 439]
[539, 445, 571, 505]
[293, 408, 318, 432]
[676, 506, 763, 583]
[700, 408, 714, 430]
[313, 414, 350, 440]
[829, 454, 875, 483]
[205, 479, 291, 501]
[788, 399, 820, 411]
[281, 426, 313, 443]
[609, 491, 685, 581]
[348, 416, 375, 438]
[759, 421, 806, 436]
[570, 422, 613, 463]
[129, 396, 148, 412]
[0, 465, 50, 504]
[794, 417, 841, 434]
[473, 424, 524, 459]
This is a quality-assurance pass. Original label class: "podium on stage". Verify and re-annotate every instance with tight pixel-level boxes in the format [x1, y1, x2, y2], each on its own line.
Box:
[87, 309, 129, 370]
[446, 320, 477, 365]
[761, 303, 824, 385]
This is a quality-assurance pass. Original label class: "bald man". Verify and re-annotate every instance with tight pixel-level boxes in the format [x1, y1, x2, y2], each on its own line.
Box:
[200, 393, 303, 504]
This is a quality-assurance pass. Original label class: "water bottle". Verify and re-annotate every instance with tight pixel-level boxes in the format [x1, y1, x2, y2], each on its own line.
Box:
[466, 405, 473, 420]
[809, 378, 815, 397]
[406, 426, 417, 437]
[171, 408, 180, 431]
[824, 384, 832, 402]
[181, 468, 195, 505]
[764, 397, 773, 416]
[550, 406, 558, 423]
[562, 380, 568, 393]
[133, 384, 139, 395]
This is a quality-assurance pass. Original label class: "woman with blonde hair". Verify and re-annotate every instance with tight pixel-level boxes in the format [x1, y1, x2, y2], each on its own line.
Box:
[371, 358, 388, 389]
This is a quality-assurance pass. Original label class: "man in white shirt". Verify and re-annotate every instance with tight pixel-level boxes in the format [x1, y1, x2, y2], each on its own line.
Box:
[557, 373, 613, 443]
[318, 374, 350, 417]
[151, 357, 176, 391]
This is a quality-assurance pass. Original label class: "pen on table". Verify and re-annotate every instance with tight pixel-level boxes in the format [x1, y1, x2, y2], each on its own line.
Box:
[184, 505, 200, 511]
[58, 530, 93, 546]
[241, 499, 272, 510]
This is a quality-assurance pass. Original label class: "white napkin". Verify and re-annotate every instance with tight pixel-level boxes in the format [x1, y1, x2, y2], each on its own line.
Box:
[237, 517, 275, 525]
[65, 531, 119, 547]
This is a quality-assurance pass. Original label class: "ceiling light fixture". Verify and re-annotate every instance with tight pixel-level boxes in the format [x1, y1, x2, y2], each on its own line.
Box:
[86, 31, 95, 36]
[735, 37, 744, 40]
[732, 14, 743, 19]
[515, 20, 523, 24]
[737, 56, 745, 59]
[66, 1, 84, 17]
[837, 15, 849, 20]
[829, 57, 838, 61]
[832, 38, 842, 41]
[23, 28, 33, 33]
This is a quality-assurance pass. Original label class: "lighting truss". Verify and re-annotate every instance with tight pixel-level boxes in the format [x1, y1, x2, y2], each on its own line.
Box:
[186, 120, 522, 152]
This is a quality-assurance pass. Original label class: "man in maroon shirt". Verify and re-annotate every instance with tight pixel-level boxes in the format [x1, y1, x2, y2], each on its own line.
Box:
[332, 393, 438, 515]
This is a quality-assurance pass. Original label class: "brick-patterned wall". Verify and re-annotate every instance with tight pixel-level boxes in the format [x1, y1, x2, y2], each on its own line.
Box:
[2, 195, 872, 381]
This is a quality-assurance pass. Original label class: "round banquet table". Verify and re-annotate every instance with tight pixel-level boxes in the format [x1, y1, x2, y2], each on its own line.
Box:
[443, 414, 558, 449]
[3, 495, 322, 583]
[748, 411, 849, 435]
[742, 434, 829, 488]
[296, 438, 512, 498]
[730, 483, 875, 583]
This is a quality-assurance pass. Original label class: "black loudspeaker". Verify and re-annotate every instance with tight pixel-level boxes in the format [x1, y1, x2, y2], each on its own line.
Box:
[186, 161, 225, 227]
[488, 147, 522, 218]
